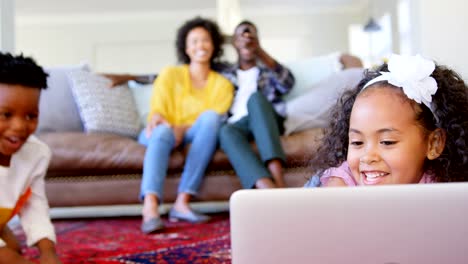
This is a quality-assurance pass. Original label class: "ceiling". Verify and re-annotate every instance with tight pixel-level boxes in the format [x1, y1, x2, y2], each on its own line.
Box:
[15, 0, 365, 15]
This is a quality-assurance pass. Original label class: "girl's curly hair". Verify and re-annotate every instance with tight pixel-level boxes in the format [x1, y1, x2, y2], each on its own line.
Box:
[175, 17, 224, 66]
[310, 63, 468, 182]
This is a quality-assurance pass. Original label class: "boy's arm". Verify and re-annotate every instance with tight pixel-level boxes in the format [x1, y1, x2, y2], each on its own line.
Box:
[37, 238, 61, 264]
[18, 147, 57, 250]
[0, 227, 33, 264]
[0, 246, 34, 264]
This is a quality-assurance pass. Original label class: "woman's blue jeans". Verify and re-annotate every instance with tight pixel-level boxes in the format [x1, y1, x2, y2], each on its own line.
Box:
[138, 110, 221, 202]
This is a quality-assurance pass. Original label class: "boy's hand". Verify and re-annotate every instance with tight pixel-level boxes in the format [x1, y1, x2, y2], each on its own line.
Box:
[0, 247, 34, 264]
[39, 251, 62, 264]
[37, 239, 62, 264]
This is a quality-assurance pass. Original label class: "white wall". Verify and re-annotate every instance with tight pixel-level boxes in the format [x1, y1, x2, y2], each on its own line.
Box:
[411, 0, 468, 79]
[15, 7, 362, 73]
[0, 0, 14, 52]
[16, 10, 215, 74]
[242, 8, 362, 63]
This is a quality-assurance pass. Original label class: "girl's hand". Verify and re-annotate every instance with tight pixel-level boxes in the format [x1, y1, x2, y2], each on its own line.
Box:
[145, 114, 168, 138]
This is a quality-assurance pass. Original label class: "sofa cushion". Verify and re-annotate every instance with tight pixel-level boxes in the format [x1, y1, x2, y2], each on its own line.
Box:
[284, 52, 342, 102]
[39, 128, 323, 178]
[284, 68, 364, 135]
[39, 132, 147, 176]
[68, 70, 142, 138]
[37, 65, 88, 133]
[128, 81, 153, 126]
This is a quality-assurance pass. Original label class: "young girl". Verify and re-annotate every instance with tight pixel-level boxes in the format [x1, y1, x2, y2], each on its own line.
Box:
[310, 54, 468, 186]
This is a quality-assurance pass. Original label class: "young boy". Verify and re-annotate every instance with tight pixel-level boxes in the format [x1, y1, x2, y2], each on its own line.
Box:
[0, 53, 61, 263]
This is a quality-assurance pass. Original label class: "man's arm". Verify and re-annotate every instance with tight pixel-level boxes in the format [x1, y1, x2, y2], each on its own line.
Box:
[256, 47, 277, 69]
[262, 59, 295, 95]
[100, 73, 156, 87]
[252, 37, 295, 95]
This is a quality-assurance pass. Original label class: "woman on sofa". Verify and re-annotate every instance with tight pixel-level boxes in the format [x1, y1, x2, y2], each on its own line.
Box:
[139, 17, 233, 234]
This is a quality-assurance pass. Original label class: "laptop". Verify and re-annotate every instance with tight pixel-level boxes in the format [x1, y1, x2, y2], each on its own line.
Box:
[230, 183, 468, 264]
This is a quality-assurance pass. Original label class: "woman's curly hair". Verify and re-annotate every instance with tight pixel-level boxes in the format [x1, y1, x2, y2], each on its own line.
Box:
[0, 52, 48, 89]
[309, 63, 468, 182]
[175, 17, 224, 66]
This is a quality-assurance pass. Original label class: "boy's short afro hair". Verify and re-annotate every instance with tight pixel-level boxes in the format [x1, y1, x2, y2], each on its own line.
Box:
[0, 52, 48, 89]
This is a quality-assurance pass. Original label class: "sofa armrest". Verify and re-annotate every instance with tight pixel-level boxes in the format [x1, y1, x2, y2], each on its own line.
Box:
[340, 54, 363, 69]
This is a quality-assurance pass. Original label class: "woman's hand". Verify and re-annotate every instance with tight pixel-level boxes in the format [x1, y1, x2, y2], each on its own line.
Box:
[145, 114, 169, 138]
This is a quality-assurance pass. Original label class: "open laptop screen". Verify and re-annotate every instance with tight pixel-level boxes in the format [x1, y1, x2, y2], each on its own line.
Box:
[230, 183, 468, 264]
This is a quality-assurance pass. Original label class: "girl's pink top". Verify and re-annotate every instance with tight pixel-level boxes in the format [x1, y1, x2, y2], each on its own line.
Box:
[320, 161, 434, 186]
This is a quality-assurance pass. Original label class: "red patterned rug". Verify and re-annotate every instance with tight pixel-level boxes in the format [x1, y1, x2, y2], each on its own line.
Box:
[14, 213, 231, 263]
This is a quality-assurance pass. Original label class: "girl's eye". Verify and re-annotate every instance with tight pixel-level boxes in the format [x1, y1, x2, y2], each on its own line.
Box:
[381, 141, 397, 145]
[350, 141, 363, 146]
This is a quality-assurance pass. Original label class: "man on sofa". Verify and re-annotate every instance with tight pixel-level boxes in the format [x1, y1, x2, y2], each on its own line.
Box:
[219, 20, 295, 189]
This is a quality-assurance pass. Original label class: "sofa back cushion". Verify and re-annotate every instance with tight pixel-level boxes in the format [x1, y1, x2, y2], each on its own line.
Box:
[37, 64, 88, 133]
[284, 68, 364, 135]
[283, 52, 342, 102]
[128, 81, 153, 126]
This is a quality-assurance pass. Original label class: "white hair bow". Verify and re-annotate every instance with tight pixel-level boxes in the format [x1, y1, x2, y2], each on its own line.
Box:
[363, 54, 438, 112]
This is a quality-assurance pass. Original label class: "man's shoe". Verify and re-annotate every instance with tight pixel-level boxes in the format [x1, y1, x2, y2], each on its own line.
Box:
[169, 208, 210, 223]
[141, 217, 165, 234]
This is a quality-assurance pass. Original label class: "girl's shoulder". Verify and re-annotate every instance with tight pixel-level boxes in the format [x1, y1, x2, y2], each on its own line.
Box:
[320, 161, 358, 187]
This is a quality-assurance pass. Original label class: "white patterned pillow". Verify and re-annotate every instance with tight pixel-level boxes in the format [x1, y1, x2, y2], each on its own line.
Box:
[68, 69, 142, 138]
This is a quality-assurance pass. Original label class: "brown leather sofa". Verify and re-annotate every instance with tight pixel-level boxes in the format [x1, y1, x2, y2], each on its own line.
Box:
[38, 129, 323, 207]
[38, 53, 362, 208]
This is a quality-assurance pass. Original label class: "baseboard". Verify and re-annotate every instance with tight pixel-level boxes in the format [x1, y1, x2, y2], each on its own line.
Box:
[48, 201, 230, 219]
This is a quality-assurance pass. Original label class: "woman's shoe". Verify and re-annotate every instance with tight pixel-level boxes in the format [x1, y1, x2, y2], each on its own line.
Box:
[141, 217, 165, 234]
[169, 208, 211, 223]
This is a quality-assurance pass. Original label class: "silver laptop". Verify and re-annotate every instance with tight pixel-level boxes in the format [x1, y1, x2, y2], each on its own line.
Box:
[230, 183, 468, 264]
